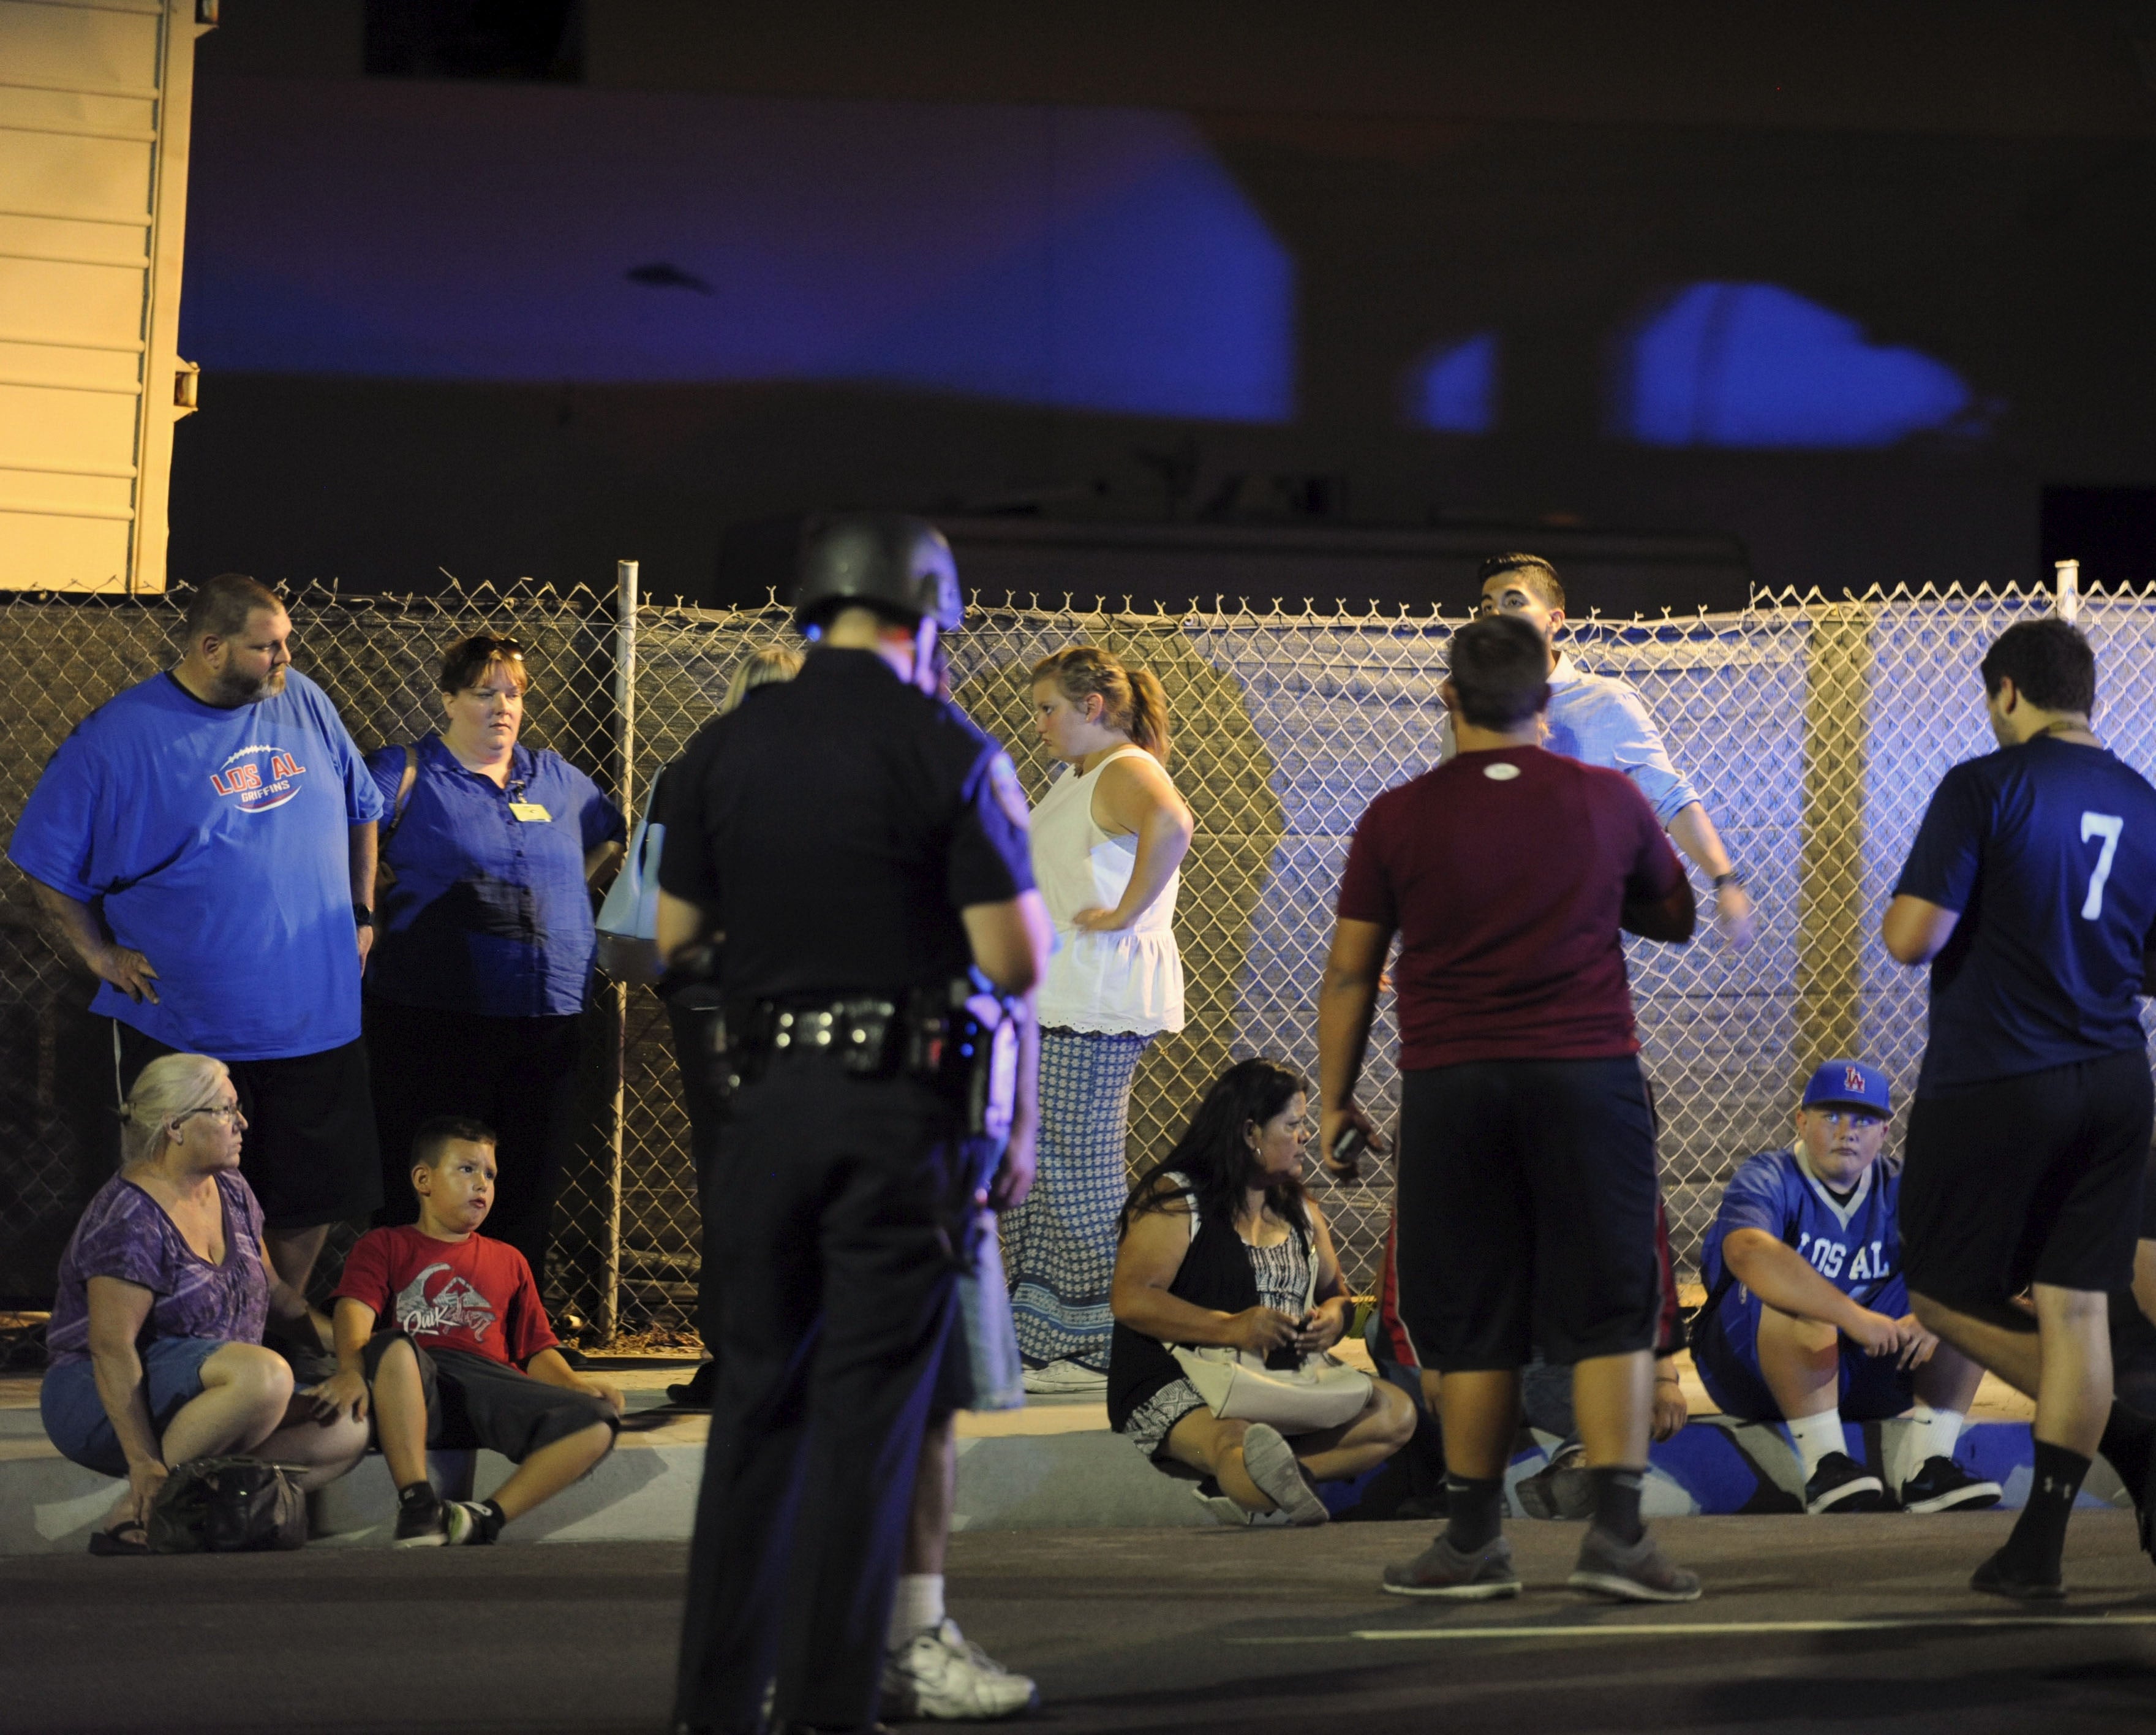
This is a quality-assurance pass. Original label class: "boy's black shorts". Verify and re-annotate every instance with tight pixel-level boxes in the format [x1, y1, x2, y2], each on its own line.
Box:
[1901, 1049, 2152, 1311]
[1393, 1055, 1662, 1372]
[361, 1332, 617, 1462]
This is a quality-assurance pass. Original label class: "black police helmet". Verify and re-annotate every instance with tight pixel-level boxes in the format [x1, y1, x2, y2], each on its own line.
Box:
[793, 514, 963, 634]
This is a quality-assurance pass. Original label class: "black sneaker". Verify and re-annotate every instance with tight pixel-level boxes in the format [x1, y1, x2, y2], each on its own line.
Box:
[1381, 1533, 1522, 1600]
[666, 1360, 718, 1410]
[393, 1492, 447, 1548]
[1516, 1444, 1595, 1521]
[443, 1500, 502, 1546]
[1970, 1547, 2067, 1601]
[1804, 1451, 1890, 1514]
[1898, 1456, 2002, 1513]
[1569, 1526, 1703, 1603]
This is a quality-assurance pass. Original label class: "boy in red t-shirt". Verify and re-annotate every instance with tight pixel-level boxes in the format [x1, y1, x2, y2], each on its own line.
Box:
[321, 1116, 623, 1546]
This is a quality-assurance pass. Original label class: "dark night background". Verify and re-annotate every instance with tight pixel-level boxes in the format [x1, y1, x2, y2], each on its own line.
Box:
[164, 1, 2156, 613]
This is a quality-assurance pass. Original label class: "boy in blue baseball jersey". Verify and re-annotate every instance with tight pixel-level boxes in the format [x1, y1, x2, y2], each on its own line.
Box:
[1885, 619, 2156, 1600]
[1695, 1062, 1997, 1515]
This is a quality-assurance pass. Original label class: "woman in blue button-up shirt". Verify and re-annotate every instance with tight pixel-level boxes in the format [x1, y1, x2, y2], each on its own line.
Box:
[362, 635, 625, 1293]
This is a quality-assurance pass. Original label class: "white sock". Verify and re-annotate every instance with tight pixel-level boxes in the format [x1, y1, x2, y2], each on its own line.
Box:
[888, 1573, 945, 1647]
[1894, 1404, 1964, 1485]
[1786, 1409, 1845, 1480]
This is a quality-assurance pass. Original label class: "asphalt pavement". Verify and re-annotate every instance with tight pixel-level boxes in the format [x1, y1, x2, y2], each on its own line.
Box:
[4, 1514, 2154, 1733]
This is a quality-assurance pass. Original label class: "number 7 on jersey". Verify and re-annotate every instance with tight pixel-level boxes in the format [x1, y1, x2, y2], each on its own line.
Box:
[2081, 811, 2124, 920]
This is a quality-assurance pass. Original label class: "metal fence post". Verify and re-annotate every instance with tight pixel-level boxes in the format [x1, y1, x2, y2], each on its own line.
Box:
[602, 559, 638, 1344]
[2056, 558, 2080, 624]
[1794, 600, 1872, 1073]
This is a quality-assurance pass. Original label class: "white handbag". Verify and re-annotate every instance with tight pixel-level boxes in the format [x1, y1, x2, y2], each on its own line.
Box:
[595, 767, 666, 983]
[1164, 1180, 1373, 1434]
[1170, 1343, 1372, 1434]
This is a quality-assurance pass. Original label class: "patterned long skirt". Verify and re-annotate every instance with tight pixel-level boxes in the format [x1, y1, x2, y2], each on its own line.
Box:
[1003, 1028, 1150, 1370]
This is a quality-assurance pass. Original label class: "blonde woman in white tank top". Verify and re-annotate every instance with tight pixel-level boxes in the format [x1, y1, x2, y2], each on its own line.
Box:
[1005, 646, 1194, 1393]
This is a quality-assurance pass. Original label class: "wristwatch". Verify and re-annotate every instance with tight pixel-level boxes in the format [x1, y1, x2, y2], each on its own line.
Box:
[1711, 871, 1745, 891]
[353, 904, 374, 928]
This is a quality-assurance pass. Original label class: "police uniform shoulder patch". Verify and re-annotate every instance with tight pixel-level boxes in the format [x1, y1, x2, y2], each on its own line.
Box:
[987, 751, 1031, 830]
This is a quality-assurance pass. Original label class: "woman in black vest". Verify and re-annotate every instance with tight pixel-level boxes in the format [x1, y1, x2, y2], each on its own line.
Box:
[1109, 1059, 1415, 1524]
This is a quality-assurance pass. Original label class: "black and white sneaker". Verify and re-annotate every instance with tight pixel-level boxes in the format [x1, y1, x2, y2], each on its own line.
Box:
[1804, 1451, 1891, 1514]
[1898, 1456, 2002, 1513]
[392, 1492, 447, 1548]
[442, 1500, 502, 1545]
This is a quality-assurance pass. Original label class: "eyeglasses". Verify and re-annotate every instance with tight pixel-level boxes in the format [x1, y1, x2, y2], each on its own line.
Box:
[176, 1105, 245, 1127]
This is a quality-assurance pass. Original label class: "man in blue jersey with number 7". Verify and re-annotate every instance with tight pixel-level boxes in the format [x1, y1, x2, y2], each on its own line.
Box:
[1884, 618, 2156, 1600]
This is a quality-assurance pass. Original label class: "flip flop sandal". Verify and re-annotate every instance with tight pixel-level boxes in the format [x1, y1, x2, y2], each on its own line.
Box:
[87, 1521, 149, 1556]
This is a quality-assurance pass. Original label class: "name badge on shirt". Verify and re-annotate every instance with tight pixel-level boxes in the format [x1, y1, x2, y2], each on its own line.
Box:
[508, 801, 552, 822]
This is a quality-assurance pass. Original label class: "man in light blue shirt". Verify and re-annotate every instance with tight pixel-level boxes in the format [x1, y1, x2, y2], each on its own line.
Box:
[10, 573, 384, 1295]
[1468, 553, 1755, 946]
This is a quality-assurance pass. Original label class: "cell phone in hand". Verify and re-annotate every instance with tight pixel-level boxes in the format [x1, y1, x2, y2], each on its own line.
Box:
[1329, 1124, 1369, 1172]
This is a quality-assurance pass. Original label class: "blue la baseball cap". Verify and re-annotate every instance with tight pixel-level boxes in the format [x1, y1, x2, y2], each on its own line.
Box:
[1801, 1060, 1891, 1116]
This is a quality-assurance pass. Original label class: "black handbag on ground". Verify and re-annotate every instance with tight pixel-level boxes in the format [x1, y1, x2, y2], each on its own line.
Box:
[146, 1457, 307, 1554]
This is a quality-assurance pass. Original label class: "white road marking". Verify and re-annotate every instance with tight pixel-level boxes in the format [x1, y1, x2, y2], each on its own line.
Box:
[1241, 1614, 2156, 1644]
[1352, 1615, 2156, 1640]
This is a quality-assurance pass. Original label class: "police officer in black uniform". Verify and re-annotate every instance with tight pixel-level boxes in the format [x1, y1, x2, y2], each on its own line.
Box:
[659, 515, 1047, 1735]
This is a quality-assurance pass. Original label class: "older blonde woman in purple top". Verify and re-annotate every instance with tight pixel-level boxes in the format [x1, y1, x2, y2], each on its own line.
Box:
[41, 1054, 369, 1554]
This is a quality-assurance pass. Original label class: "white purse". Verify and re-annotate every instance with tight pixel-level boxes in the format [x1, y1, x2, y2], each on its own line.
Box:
[1170, 1342, 1373, 1434]
[594, 767, 667, 983]
[1166, 1185, 1373, 1434]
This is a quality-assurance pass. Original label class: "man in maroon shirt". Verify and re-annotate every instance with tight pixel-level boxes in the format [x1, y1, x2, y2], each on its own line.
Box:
[1318, 613, 1700, 1602]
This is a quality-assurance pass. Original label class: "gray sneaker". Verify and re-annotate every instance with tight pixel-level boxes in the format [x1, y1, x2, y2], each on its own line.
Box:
[1381, 1533, 1523, 1600]
[1239, 1423, 1330, 1527]
[1516, 1443, 1595, 1520]
[1568, 1526, 1702, 1603]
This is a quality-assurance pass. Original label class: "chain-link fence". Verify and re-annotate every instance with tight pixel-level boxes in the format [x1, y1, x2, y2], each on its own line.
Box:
[4, 570, 2146, 1363]
[0, 580, 631, 1359]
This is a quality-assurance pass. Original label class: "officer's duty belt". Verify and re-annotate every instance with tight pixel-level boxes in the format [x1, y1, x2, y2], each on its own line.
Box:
[758, 997, 902, 1067]
[729, 986, 1020, 1144]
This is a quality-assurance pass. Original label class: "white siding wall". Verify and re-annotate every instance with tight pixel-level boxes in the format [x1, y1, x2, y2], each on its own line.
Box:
[0, 0, 204, 592]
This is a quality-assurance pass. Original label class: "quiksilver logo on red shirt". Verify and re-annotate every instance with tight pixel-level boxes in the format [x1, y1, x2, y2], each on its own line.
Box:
[210, 745, 308, 811]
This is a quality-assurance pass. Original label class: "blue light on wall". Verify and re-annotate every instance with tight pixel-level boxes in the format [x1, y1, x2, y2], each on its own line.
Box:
[1403, 331, 1497, 433]
[180, 83, 1294, 422]
[1617, 282, 1976, 448]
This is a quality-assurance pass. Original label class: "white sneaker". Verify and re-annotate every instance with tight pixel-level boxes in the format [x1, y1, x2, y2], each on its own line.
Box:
[1020, 1359, 1106, 1396]
[1189, 1485, 1292, 1527]
[881, 1617, 1039, 1720]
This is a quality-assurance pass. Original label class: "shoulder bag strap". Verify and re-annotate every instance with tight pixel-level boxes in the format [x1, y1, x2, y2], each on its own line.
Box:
[382, 744, 419, 848]
[372, 745, 421, 891]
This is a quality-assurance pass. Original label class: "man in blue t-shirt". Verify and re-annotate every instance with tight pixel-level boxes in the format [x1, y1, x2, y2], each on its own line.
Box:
[1695, 1060, 1998, 1516]
[1884, 617, 2156, 1600]
[9, 573, 385, 1295]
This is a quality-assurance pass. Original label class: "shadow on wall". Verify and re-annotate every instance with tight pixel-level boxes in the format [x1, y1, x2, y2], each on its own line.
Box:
[1613, 282, 1989, 450]
[1401, 287, 1987, 448]
[182, 79, 1295, 423]
[953, 619, 1285, 1182]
